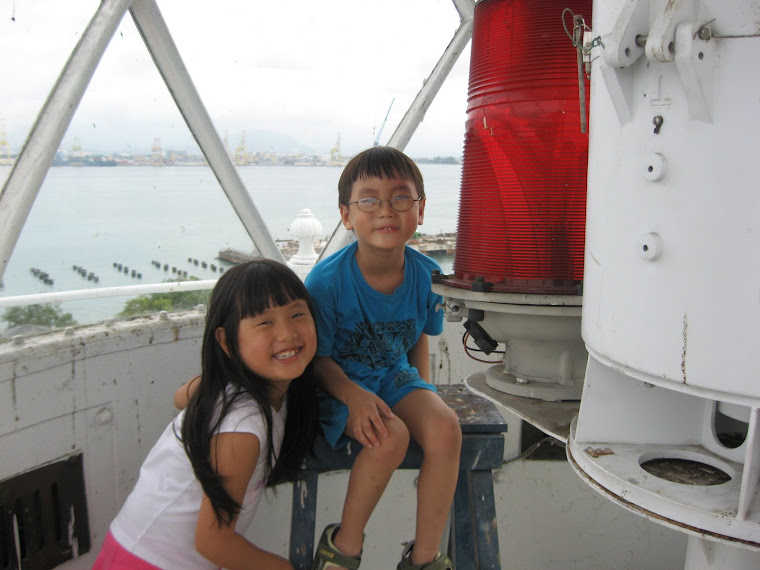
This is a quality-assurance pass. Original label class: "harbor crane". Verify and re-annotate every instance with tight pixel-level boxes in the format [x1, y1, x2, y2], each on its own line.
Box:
[0, 119, 11, 164]
[330, 133, 342, 164]
[373, 98, 395, 146]
[150, 137, 163, 163]
[235, 130, 249, 165]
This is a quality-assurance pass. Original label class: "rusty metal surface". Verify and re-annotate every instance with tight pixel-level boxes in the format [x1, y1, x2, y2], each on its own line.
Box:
[437, 384, 507, 434]
[640, 458, 731, 486]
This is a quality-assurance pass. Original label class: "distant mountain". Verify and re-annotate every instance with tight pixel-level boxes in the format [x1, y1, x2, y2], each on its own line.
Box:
[61, 130, 458, 161]
[70, 129, 317, 157]
[240, 130, 314, 155]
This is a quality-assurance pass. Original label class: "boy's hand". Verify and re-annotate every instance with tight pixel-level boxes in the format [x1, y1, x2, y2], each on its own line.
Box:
[311, 356, 395, 448]
[345, 388, 394, 449]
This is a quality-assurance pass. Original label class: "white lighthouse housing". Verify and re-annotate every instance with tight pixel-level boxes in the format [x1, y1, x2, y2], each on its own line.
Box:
[568, 1, 760, 567]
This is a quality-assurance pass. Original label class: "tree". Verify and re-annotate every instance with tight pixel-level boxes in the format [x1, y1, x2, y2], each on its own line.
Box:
[2, 304, 78, 328]
[119, 278, 210, 317]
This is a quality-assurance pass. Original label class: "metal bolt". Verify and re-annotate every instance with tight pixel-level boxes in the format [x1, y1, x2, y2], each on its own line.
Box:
[653, 116, 664, 134]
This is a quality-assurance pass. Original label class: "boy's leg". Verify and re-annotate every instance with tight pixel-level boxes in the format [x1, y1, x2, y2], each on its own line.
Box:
[393, 389, 462, 566]
[332, 415, 410, 558]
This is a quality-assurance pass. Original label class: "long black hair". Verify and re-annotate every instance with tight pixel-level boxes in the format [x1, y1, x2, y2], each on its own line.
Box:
[180, 259, 318, 526]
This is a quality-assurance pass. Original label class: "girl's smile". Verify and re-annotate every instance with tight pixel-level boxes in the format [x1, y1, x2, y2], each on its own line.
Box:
[273, 348, 301, 360]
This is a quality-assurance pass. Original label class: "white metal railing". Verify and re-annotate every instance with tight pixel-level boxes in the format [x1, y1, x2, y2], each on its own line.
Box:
[0, 279, 217, 310]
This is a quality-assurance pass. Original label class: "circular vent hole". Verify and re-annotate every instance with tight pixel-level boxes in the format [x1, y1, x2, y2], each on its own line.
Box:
[640, 458, 730, 486]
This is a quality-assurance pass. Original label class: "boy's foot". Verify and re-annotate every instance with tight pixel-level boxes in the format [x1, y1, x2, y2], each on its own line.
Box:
[312, 523, 362, 570]
[397, 541, 454, 570]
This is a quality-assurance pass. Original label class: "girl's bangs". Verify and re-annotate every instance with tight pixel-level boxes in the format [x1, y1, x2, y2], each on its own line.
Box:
[236, 264, 308, 318]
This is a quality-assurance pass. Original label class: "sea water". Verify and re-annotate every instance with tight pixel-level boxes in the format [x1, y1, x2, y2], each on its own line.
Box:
[0, 164, 461, 326]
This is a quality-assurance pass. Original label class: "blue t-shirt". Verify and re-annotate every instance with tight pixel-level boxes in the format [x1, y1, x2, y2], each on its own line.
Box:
[305, 242, 444, 388]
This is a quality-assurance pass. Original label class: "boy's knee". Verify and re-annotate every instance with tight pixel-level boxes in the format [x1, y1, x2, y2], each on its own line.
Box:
[374, 418, 410, 465]
[427, 407, 462, 456]
[443, 406, 463, 445]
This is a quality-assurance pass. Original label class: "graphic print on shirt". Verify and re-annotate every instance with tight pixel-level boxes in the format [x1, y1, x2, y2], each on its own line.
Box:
[392, 368, 419, 388]
[338, 319, 417, 368]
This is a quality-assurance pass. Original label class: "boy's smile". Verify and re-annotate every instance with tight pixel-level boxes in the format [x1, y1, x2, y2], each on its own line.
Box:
[340, 175, 425, 252]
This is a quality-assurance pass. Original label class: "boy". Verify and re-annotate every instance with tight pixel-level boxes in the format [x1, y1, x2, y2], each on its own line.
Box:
[305, 147, 461, 570]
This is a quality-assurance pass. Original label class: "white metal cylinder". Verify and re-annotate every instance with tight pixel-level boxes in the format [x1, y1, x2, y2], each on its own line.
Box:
[582, 0, 760, 403]
[570, 0, 760, 560]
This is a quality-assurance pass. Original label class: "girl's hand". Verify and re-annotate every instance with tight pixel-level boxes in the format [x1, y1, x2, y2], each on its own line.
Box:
[174, 375, 200, 409]
[345, 388, 394, 448]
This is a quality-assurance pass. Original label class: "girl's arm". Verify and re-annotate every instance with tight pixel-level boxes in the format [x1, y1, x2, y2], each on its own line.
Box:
[174, 375, 200, 409]
[194, 432, 293, 570]
[407, 333, 431, 383]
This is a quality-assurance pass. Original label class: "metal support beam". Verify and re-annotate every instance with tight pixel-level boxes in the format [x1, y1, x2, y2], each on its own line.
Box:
[318, 0, 474, 260]
[387, 4, 474, 151]
[129, 0, 284, 263]
[0, 0, 134, 286]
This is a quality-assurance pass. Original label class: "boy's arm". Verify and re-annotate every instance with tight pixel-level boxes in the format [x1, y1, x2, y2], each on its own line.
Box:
[174, 375, 200, 409]
[313, 356, 394, 449]
[407, 333, 431, 383]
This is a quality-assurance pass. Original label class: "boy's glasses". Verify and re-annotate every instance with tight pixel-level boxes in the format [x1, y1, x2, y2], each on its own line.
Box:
[347, 196, 423, 213]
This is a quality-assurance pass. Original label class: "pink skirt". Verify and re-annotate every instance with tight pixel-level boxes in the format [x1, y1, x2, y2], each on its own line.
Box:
[92, 531, 162, 570]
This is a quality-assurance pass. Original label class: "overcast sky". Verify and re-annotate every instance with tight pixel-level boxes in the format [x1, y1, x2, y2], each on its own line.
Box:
[0, 0, 471, 158]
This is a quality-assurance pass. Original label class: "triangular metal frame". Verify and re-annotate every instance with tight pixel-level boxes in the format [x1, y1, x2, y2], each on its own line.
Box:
[0, 0, 284, 287]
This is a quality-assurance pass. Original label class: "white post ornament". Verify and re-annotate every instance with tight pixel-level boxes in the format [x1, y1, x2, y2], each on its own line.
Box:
[287, 209, 323, 280]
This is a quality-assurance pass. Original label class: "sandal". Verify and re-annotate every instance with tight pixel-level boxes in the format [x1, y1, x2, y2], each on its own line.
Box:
[397, 540, 454, 570]
[312, 523, 362, 570]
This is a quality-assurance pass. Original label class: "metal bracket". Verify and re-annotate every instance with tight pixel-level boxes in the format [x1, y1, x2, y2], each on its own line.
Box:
[600, 60, 635, 124]
[674, 21, 715, 123]
[603, 0, 648, 68]
[600, 0, 649, 124]
[601, 0, 712, 125]
[646, 0, 696, 63]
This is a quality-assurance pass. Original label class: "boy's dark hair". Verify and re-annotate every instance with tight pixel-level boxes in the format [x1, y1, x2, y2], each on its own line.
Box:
[338, 146, 425, 206]
[180, 259, 318, 526]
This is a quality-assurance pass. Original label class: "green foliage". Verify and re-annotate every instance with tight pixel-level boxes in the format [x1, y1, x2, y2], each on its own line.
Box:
[2, 303, 78, 328]
[414, 156, 459, 165]
[119, 278, 210, 317]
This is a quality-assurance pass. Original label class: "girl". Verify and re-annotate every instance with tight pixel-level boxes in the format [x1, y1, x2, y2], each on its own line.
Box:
[94, 259, 319, 569]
